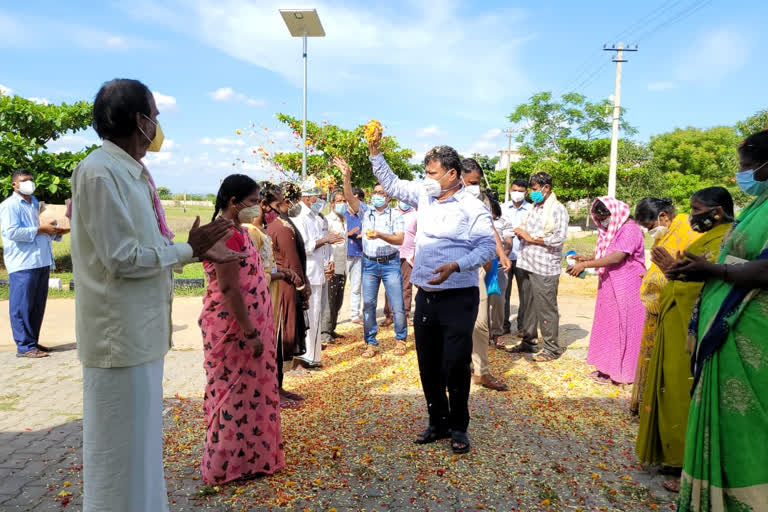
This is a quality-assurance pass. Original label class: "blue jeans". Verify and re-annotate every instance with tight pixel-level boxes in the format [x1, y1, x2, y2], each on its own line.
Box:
[362, 256, 407, 346]
[9, 266, 50, 354]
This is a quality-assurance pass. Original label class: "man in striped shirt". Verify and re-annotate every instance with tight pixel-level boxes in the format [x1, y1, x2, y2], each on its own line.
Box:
[365, 130, 496, 455]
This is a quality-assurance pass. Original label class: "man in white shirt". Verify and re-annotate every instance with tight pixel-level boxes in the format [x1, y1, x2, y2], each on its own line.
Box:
[321, 189, 348, 342]
[367, 134, 496, 454]
[294, 179, 343, 369]
[501, 179, 532, 338]
[71, 78, 242, 511]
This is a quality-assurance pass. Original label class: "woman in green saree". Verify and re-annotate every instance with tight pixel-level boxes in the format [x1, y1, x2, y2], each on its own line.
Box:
[636, 187, 734, 492]
[666, 130, 768, 511]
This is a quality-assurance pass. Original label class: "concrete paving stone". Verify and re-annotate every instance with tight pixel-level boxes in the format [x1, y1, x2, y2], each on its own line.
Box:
[13, 440, 55, 456]
[0, 476, 27, 495]
[0, 458, 29, 470]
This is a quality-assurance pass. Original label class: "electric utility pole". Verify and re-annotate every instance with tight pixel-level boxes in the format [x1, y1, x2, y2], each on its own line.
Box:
[503, 127, 515, 202]
[603, 42, 637, 197]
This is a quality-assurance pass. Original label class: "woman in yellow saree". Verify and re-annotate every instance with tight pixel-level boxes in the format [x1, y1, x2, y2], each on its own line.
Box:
[630, 199, 701, 415]
[636, 187, 734, 492]
[667, 130, 768, 511]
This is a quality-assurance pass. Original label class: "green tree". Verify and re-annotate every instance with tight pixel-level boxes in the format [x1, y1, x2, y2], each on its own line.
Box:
[508, 91, 636, 155]
[156, 186, 172, 200]
[272, 114, 414, 189]
[0, 93, 95, 202]
[648, 126, 743, 206]
[735, 109, 768, 138]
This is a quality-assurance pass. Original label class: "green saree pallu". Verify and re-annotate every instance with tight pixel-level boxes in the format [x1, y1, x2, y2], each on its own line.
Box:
[679, 193, 768, 512]
[636, 223, 731, 468]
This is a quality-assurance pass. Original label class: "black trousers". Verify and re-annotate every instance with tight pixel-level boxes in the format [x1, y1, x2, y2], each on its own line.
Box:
[413, 286, 479, 433]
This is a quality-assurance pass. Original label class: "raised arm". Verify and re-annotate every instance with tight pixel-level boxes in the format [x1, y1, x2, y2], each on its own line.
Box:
[367, 126, 421, 206]
[335, 156, 361, 214]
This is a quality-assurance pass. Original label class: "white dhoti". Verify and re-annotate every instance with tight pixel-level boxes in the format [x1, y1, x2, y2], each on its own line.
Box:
[83, 357, 169, 512]
[296, 282, 327, 365]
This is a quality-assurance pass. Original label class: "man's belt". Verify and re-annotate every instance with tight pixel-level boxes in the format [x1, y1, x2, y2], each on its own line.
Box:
[363, 252, 399, 263]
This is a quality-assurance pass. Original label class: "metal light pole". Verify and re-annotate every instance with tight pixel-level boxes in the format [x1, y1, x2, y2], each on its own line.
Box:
[280, 9, 325, 180]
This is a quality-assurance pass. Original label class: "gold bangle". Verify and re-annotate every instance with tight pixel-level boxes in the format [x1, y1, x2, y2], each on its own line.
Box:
[295, 284, 305, 291]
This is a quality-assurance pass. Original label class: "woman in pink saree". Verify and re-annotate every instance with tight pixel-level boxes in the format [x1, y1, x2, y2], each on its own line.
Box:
[199, 175, 284, 484]
[568, 197, 646, 384]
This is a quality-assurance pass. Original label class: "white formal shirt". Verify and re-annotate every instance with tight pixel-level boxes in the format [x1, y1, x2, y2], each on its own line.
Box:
[370, 154, 496, 290]
[71, 140, 195, 368]
[295, 202, 331, 286]
[500, 200, 532, 260]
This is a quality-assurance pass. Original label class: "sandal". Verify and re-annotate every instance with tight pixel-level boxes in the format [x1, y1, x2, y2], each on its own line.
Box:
[361, 346, 379, 358]
[493, 337, 507, 349]
[450, 431, 471, 454]
[472, 374, 509, 391]
[16, 349, 49, 358]
[393, 341, 407, 356]
[662, 479, 680, 493]
[506, 343, 539, 354]
[532, 352, 560, 362]
[589, 371, 612, 385]
[279, 399, 303, 410]
[414, 425, 451, 445]
[280, 389, 305, 401]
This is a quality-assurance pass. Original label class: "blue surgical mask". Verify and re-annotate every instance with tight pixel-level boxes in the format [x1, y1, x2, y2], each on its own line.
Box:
[736, 161, 768, 196]
[371, 195, 387, 208]
[310, 199, 325, 213]
[334, 203, 347, 215]
[530, 190, 544, 204]
[398, 201, 411, 212]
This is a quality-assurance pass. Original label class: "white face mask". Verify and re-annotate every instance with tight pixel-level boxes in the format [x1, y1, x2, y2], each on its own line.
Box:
[423, 170, 454, 198]
[600, 219, 611, 228]
[648, 225, 668, 239]
[463, 183, 481, 199]
[17, 181, 36, 196]
[509, 191, 525, 203]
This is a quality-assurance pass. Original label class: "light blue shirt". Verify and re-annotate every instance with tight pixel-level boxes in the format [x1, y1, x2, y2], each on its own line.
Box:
[356, 202, 404, 258]
[370, 153, 496, 290]
[501, 200, 532, 260]
[0, 193, 56, 274]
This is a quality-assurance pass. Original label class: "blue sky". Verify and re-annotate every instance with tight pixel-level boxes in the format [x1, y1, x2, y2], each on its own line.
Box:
[1, 0, 765, 193]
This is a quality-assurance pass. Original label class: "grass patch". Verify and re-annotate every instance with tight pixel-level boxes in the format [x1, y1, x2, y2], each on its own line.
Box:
[0, 207, 213, 296]
[0, 393, 21, 411]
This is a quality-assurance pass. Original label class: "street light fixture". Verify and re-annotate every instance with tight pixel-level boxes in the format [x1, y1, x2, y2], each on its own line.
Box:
[279, 8, 325, 180]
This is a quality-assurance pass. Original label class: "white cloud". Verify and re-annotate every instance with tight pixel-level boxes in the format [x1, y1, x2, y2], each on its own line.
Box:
[0, 10, 157, 51]
[47, 133, 99, 154]
[153, 91, 178, 112]
[106, 36, 124, 47]
[417, 125, 443, 137]
[676, 27, 749, 83]
[647, 81, 677, 92]
[200, 137, 246, 146]
[126, 0, 531, 104]
[0, 83, 12, 96]
[161, 139, 177, 151]
[208, 87, 265, 107]
[463, 127, 505, 156]
[27, 97, 50, 105]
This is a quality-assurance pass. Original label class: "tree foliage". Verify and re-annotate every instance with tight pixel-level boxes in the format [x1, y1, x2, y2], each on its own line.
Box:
[508, 92, 636, 154]
[647, 126, 744, 207]
[0, 93, 95, 202]
[272, 114, 414, 189]
[735, 109, 768, 138]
